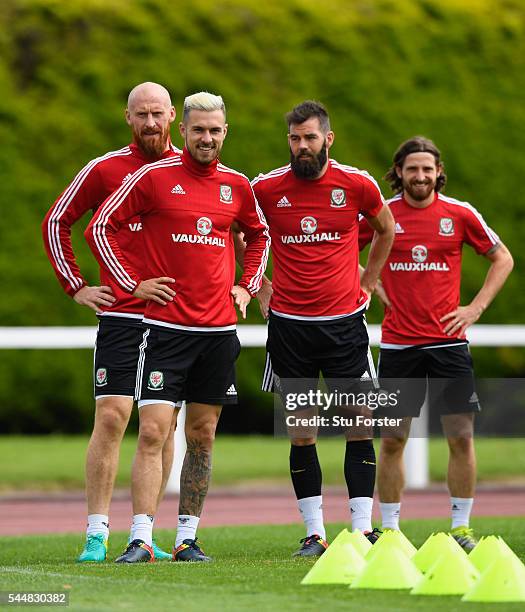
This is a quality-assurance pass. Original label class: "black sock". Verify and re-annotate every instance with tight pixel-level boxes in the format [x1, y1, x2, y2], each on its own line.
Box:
[344, 439, 376, 498]
[289, 443, 322, 500]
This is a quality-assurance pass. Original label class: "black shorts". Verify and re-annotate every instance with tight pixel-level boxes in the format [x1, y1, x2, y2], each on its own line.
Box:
[137, 327, 241, 406]
[262, 312, 376, 398]
[378, 342, 481, 417]
[94, 319, 143, 399]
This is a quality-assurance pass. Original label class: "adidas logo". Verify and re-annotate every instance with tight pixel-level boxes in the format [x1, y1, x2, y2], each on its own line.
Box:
[171, 184, 186, 195]
[122, 173, 133, 184]
[395, 222, 405, 233]
[277, 196, 292, 207]
[226, 384, 237, 396]
[360, 371, 371, 381]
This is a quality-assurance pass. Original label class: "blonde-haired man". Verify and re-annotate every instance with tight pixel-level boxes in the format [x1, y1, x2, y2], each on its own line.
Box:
[86, 91, 270, 562]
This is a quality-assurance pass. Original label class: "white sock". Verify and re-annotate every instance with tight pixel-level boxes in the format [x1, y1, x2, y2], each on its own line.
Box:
[130, 514, 153, 546]
[129, 517, 155, 544]
[451, 497, 474, 529]
[175, 515, 200, 547]
[349, 496, 373, 532]
[86, 514, 109, 539]
[380, 502, 401, 530]
[298, 495, 325, 539]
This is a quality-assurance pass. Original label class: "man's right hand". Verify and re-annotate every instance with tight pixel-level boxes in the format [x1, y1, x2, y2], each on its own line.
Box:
[133, 277, 176, 305]
[73, 285, 115, 312]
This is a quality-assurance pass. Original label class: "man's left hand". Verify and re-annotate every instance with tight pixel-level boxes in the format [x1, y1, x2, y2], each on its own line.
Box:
[440, 304, 482, 336]
[231, 285, 251, 319]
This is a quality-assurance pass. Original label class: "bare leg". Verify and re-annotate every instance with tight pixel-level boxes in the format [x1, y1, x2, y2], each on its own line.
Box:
[179, 403, 221, 517]
[377, 417, 412, 503]
[86, 396, 133, 515]
[132, 403, 175, 515]
[156, 408, 179, 510]
[378, 440, 408, 502]
[442, 413, 476, 497]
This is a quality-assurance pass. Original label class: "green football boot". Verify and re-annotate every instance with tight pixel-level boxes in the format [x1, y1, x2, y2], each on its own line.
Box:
[77, 533, 108, 562]
[152, 538, 172, 560]
[451, 526, 478, 552]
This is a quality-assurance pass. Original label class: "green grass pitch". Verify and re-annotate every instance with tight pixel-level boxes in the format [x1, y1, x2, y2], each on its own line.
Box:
[1, 518, 524, 611]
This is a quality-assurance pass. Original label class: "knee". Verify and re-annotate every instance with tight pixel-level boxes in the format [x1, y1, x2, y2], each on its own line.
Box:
[185, 418, 218, 448]
[448, 436, 474, 456]
[381, 437, 407, 457]
[139, 419, 169, 451]
[94, 398, 131, 440]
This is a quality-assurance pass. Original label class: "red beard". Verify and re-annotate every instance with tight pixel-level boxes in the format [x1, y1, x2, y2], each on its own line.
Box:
[133, 125, 170, 159]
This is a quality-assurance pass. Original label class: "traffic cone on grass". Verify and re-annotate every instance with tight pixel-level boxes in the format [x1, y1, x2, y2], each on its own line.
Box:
[346, 528, 373, 557]
[468, 535, 510, 572]
[462, 554, 525, 602]
[351, 546, 422, 590]
[301, 531, 366, 585]
[412, 532, 467, 573]
[411, 547, 479, 595]
[365, 529, 417, 561]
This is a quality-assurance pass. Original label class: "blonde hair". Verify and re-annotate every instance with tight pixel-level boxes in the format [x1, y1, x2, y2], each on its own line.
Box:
[183, 91, 225, 121]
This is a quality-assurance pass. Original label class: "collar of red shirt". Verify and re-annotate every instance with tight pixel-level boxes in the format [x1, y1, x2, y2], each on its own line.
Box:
[181, 147, 218, 176]
[401, 191, 439, 209]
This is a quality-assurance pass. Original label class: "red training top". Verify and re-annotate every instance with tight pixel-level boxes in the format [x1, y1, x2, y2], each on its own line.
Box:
[42, 143, 180, 320]
[358, 192, 499, 346]
[252, 159, 384, 320]
[85, 148, 270, 332]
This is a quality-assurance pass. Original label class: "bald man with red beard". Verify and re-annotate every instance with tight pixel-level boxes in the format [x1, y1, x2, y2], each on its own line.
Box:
[42, 82, 180, 562]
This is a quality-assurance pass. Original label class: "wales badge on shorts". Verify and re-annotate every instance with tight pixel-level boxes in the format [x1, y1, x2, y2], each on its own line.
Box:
[95, 368, 107, 387]
[147, 371, 164, 391]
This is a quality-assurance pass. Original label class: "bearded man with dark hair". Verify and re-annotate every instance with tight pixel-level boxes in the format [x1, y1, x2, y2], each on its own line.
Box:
[252, 100, 395, 556]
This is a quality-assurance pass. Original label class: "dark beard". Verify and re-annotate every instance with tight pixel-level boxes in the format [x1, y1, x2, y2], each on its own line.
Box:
[404, 180, 435, 201]
[290, 141, 328, 179]
[133, 126, 170, 159]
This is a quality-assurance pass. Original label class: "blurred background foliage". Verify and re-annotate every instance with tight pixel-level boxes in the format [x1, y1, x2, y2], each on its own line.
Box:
[0, 0, 523, 433]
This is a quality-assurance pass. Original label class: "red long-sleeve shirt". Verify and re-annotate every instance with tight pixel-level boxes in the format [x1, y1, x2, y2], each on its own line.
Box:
[42, 143, 180, 319]
[85, 148, 270, 331]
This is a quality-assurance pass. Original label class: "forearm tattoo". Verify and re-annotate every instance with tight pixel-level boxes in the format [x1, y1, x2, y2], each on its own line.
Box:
[178, 438, 212, 517]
